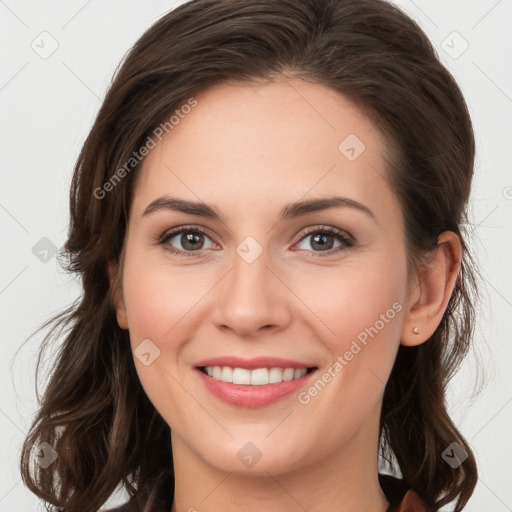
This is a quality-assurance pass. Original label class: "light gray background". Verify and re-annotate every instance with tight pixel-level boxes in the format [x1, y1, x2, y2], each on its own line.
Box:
[1, 0, 511, 510]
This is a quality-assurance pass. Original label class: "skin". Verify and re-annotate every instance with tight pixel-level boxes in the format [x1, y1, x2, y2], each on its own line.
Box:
[111, 78, 461, 512]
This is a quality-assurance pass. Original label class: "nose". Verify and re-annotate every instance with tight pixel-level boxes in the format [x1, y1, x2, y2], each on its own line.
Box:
[211, 246, 292, 339]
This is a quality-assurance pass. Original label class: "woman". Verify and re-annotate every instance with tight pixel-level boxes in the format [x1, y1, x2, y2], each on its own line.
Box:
[20, 0, 479, 511]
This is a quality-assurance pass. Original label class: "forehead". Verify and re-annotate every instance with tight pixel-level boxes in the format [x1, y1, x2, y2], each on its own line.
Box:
[130, 79, 399, 223]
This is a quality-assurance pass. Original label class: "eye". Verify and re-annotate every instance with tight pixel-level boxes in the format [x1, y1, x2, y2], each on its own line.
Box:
[293, 225, 355, 257]
[157, 224, 355, 258]
[158, 225, 217, 258]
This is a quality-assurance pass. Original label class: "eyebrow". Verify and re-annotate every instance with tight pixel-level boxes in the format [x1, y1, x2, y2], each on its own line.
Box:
[142, 195, 376, 223]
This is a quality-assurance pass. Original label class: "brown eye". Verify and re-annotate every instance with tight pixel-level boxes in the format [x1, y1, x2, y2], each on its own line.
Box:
[308, 232, 336, 251]
[159, 226, 217, 257]
[178, 232, 206, 251]
[294, 226, 354, 256]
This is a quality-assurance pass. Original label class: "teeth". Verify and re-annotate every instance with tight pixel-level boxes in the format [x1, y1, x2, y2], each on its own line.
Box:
[269, 367, 284, 384]
[233, 368, 250, 385]
[293, 368, 305, 380]
[221, 366, 233, 382]
[250, 368, 268, 385]
[282, 368, 294, 381]
[203, 366, 309, 385]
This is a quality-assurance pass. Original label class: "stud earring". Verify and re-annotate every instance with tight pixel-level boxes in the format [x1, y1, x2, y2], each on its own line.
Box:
[412, 327, 420, 335]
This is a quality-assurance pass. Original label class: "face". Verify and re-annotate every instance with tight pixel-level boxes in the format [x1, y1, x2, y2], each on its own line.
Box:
[113, 79, 413, 476]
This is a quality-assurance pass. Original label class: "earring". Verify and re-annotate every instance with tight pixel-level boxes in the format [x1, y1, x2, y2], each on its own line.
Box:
[412, 327, 420, 335]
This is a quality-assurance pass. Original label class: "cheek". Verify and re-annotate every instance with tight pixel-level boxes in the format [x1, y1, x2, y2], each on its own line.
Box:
[295, 256, 405, 347]
[290, 264, 405, 440]
[290, 251, 407, 406]
[120, 250, 201, 420]
[122, 250, 204, 343]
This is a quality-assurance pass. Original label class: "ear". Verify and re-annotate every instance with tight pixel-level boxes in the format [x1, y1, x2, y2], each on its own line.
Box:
[400, 231, 461, 346]
[108, 262, 128, 330]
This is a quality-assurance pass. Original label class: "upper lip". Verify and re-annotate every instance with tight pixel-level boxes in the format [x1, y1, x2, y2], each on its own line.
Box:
[194, 356, 317, 370]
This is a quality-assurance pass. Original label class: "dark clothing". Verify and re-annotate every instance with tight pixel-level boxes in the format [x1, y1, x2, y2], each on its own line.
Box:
[380, 474, 429, 511]
[106, 474, 429, 511]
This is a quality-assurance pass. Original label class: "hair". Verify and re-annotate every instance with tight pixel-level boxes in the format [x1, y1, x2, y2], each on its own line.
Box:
[20, 0, 479, 510]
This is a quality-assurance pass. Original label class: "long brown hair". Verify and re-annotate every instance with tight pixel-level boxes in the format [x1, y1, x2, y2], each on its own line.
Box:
[20, 0, 479, 510]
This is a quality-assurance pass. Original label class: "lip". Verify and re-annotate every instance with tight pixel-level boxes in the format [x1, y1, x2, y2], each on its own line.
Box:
[194, 364, 318, 408]
[194, 355, 316, 370]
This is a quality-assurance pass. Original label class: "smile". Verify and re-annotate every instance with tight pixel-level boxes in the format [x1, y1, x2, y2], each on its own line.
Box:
[199, 366, 315, 385]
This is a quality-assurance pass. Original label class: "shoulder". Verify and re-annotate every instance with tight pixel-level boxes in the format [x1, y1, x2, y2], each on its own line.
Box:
[379, 473, 431, 511]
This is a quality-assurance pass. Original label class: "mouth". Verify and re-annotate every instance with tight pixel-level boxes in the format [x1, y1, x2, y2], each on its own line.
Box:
[197, 365, 318, 385]
[194, 358, 319, 408]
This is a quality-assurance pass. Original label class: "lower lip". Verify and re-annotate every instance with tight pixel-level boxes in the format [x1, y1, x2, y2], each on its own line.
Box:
[195, 368, 318, 408]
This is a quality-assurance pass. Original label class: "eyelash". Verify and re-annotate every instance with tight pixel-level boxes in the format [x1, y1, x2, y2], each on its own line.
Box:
[157, 224, 355, 259]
